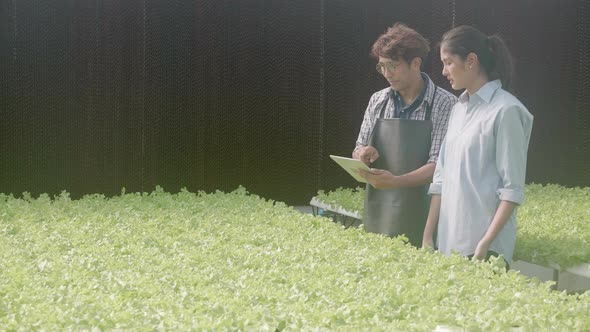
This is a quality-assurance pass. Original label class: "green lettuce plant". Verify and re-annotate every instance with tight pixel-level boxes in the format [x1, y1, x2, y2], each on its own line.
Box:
[0, 187, 588, 330]
[316, 186, 365, 214]
[314, 184, 590, 269]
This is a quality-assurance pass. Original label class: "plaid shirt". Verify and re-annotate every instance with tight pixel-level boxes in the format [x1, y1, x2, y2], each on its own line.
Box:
[355, 74, 457, 163]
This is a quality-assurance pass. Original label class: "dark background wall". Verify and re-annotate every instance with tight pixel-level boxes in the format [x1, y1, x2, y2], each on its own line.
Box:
[1, 0, 589, 204]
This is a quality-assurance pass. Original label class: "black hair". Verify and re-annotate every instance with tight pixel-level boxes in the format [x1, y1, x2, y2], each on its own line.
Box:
[441, 25, 515, 92]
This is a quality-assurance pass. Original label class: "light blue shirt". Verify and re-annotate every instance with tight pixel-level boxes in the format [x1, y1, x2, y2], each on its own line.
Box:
[429, 80, 533, 263]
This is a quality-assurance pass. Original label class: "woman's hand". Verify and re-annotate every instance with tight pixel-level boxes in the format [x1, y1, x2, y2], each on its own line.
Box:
[422, 232, 434, 249]
[473, 238, 492, 260]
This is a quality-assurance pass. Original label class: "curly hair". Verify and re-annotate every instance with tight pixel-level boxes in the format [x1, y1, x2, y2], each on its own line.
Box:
[371, 23, 430, 65]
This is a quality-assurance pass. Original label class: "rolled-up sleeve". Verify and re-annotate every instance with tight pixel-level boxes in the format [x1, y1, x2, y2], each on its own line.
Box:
[428, 136, 447, 195]
[356, 94, 379, 148]
[494, 106, 534, 204]
[428, 180, 442, 195]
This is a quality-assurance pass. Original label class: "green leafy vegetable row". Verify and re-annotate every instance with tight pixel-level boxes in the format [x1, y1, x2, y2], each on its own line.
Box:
[314, 184, 590, 269]
[316, 186, 365, 215]
[0, 187, 588, 330]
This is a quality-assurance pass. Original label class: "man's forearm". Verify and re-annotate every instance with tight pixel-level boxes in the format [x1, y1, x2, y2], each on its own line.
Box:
[392, 162, 436, 187]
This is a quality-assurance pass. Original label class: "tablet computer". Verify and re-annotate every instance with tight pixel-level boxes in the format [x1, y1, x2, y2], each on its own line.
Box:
[329, 155, 371, 183]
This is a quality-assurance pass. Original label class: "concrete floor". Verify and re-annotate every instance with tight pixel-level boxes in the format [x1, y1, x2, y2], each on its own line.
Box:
[293, 205, 314, 214]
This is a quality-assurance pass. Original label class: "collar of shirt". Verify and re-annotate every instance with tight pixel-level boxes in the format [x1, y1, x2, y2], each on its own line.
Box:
[458, 79, 502, 105]
[392, 73, 428, 108]
[390, 73, 433, 118]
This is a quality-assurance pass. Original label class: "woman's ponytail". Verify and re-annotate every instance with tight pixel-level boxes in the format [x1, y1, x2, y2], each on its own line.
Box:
[441, 26, 515, 92]
[486, 35, 514, 92]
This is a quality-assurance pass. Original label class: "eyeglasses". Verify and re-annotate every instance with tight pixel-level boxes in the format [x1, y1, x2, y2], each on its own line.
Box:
[376, 62, 398, 75]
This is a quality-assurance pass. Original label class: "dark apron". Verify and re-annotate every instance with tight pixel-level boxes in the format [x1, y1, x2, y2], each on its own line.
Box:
[363, 87, 437, 246]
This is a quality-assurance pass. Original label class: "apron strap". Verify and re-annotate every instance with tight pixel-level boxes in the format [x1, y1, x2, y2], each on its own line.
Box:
[378, 94, 390, 119]
[425, 85, 438, 121]
[379, 85, 438, 120]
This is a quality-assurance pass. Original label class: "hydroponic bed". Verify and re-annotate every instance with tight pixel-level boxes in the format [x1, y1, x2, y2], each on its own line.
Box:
[1, 187, 589, 330]
[310, 184, 590, 285]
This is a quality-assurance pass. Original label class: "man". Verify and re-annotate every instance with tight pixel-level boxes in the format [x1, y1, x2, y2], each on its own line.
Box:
[354, 23, 457, 246]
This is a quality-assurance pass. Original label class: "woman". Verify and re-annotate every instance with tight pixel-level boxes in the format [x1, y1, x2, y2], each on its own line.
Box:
[422, 26, 533, 267]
